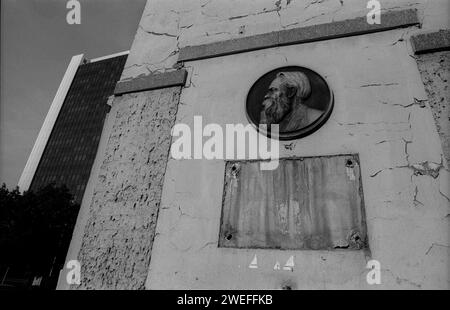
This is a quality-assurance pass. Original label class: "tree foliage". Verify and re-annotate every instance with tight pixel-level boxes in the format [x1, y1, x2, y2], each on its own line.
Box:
[0, 183, 80, 287]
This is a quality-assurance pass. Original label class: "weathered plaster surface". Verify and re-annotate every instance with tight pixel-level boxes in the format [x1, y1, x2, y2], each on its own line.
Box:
[121, 0, 449, 80]
[64, 0, 449, 290]
[147, 28, 449, 289]
[73, 88, 180, 289]
[416, 52, 450, 165]
[178, 9, 420, 62]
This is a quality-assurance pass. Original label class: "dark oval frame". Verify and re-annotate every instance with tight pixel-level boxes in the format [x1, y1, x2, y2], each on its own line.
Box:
[245, 66, 334, 141]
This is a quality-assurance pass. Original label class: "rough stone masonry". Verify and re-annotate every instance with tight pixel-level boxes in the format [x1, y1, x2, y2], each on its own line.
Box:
[75, 88, 181, 289]
[416, 51, 450, 164]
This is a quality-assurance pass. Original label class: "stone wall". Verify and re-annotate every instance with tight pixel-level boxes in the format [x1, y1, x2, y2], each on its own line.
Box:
[416, 51, 450, 164]
[73, 88, 180, 289]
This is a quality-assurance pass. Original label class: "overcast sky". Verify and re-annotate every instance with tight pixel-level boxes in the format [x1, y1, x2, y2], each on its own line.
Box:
[0, 0, 146, 188]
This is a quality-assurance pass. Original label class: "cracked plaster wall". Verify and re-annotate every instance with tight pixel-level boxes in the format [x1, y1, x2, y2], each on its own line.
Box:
[121, 0, 449, 80]
[143, 2, 448, 289]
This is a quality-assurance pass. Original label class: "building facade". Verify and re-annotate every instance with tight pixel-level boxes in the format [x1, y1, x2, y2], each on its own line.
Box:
[19, 52, 128, 203]
[60, 0, 449, 289]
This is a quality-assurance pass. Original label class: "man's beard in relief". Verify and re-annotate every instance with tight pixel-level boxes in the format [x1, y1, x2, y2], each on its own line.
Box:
[260, 97, 291, 125]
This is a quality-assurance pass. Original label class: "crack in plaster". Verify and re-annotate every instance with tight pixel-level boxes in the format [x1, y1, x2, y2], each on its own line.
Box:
[384, 268, 422, 288]
[360, 83, 400, 87]
[425, 243, 450, 255]
[138, 25, 178, 37]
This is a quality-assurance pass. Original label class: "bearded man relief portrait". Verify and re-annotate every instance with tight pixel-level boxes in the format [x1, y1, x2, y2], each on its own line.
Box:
[246, 66, 333, 140]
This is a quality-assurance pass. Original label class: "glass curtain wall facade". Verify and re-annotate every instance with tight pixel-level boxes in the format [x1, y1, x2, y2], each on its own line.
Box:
[29, 54, 127, 202]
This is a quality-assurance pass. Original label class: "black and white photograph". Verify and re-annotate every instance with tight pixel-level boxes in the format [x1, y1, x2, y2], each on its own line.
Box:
[0, 0, 449, 299]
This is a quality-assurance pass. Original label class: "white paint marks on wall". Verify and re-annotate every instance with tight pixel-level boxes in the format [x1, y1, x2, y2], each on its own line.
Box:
[249, 255, 258, 269]
[346, 167, 356, 180]
[283, 256, 295, 272]
[273, 261, 281, 270]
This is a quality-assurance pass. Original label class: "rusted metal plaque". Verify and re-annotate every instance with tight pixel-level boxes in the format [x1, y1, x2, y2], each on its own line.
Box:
[219, 155, 368, 250]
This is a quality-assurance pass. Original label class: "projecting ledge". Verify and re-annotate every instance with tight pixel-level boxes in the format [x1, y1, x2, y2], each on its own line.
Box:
[178, 9, 420, 62]
[411, 29, 450, 54]
[114, 69, 188, 95]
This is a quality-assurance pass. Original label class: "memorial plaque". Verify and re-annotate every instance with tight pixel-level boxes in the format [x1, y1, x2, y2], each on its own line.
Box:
[246, 66, 333, 140]
[219, 155, 368, 250]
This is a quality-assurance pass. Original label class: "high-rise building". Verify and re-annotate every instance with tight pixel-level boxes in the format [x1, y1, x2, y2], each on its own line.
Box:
[18, 52, 128, 203]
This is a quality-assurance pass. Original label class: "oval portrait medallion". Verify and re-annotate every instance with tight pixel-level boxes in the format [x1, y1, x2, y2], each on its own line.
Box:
[246, 66, 334, 140]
